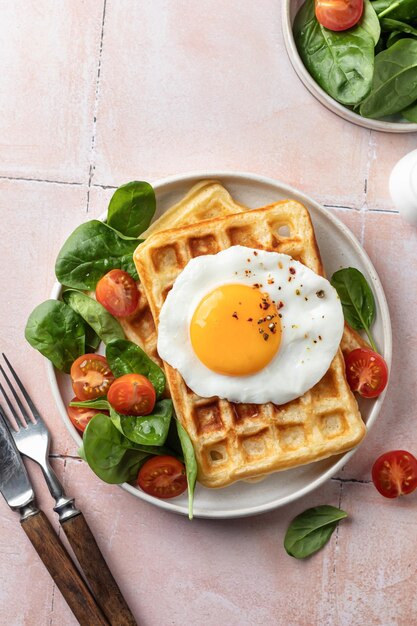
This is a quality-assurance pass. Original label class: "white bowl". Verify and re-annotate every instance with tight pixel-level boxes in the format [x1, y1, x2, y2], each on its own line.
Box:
[47, 171, 392, 519]
[282, 0, 417, 133]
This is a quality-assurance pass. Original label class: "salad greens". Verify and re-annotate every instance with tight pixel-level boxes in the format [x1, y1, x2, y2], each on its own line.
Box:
[25, 300, 87, 373]
[107, 181, 156, 238]
[62, 289, 125, 345]
[106, 339, 166, 399]
[293, 0, 376, 105]
[284, 505, 348, 559]
[26, 180, 198, 518]
[331, 267, 377, 351]
[176, 420, 197, 520]
[294, 0, 417, 121]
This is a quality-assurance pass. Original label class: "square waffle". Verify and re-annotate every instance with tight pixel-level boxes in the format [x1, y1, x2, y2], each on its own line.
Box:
[133, 200, 366, 488]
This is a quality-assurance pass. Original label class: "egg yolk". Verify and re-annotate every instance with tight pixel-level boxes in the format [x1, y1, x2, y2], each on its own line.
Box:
[190, 284, 281, 376]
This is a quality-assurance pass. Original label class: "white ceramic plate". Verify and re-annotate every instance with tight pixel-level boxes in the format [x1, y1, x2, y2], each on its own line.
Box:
[282, 0, 417, 134]
[48, 171, 392, 519]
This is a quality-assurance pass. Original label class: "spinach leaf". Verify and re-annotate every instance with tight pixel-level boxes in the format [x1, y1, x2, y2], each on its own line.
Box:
[380, 17, 417, 35]
[55, 220, 139, 289]
[176, 420, 197, 520]
[284, 505, 348, 559]
[85, 324, 101, 353]
[294, 0, 375, 105]
[109, 400, 173, 446]
[70, 398, 110, 410]
[107, 181, 156, 238]
[106, 339, 165, 399]
[63, 289, 125, 345]
[331, 267, 377, 351]
[402, 99, 417, 121]
[372, 0, 417, 22]
[25, 300, 86, 372]
[360, 39, 417, 118]
[361, 0, 382, 45]
[82, 413, 149, 483]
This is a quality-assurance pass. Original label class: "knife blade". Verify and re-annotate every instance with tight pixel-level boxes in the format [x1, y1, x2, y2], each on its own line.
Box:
[0, 406, 34, 511]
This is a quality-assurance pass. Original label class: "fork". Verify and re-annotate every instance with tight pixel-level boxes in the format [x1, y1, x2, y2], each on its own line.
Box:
[0, 354, 137, 626]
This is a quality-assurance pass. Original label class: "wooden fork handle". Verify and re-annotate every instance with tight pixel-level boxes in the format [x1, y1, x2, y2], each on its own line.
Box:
[21, 510, 109, 626]
[61, 512, 137, 626]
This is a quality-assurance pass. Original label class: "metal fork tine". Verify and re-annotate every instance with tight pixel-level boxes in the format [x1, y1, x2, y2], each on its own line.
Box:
[0, 366, 32, 425]
[0, 382, 25, 429]
[2, 353, 41, 420]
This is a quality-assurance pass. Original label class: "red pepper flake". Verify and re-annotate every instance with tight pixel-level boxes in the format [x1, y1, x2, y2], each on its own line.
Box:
[263, 333, 269, 341]
[232, 312, 239, 320]
[247, 317, 253, 322]
[288, 276, 292, 282]
[253, 251, 258, 256]
[278, 286, 282, 291]
[277, 301, 284, 309]
[278, 313, 282, 318]
[289, 267, 296, 275]
[318, 335, 322, 340]
[313, 340, 317, 344]
[247, 258, 251, 262]
[304, 296, 308, 301]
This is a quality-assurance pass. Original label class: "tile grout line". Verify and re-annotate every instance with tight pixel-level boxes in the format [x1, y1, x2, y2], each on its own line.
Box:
[0, 174, 84, 187]
[86, 0, 107, 213]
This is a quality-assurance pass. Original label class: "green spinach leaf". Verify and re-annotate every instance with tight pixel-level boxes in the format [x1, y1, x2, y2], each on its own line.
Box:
[85, 324, 101, 353]
[55, 220, 140, 289]
[25, 300, 86, 372]
[284, 505, 348, 559]
[380, 17, 417, 35]
[360, 39, 417, 118]
[63, 289, 125, 345]
[70, 398, 111, 410]
[294, 0, 375, 105]
[106, 339, 165, 398]
[107, 181, 156, 238]
[402, 99, 417, 121]
[361, 0, 382, 45]
[109, 400, 173, 446]
[331, 267, 377, 350]
[372, 0, 417, 22]
[82, 413, 149, 483]
[176, 420, 197, 520]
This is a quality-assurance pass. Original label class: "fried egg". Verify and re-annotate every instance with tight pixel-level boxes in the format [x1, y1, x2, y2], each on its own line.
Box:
[157, 246, 344, 404]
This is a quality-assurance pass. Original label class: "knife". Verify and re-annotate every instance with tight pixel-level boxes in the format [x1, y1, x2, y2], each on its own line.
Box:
[0, 409, 109, 626]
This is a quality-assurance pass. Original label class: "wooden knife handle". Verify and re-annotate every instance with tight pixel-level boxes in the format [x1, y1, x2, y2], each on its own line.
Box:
[61, 512, 137, 626]
[21, 511, 109, 626]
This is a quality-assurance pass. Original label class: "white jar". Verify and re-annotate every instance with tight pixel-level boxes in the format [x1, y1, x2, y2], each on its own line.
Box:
[389, 148, 417, 226]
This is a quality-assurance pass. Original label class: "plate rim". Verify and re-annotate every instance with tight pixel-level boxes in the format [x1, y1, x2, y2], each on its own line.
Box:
[47, 170, 392, 519]
[281, 0, 417, 134]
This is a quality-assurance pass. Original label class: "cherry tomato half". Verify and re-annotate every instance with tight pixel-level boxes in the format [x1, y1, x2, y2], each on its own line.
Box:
[137, 456, 187, 499]
[372, 450, 417, 498]
[107, 373, 156, 416]
[315, 0, 363, 31]
[70, 354, 115, 401]
[344, 348, 388, 398]
[96, 269, 139, 317]
[67, 396, 109, 433]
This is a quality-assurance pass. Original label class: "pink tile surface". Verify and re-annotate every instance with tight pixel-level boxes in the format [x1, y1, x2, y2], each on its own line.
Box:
[0, 1, 104, 182]
[1, 2, 417, 625]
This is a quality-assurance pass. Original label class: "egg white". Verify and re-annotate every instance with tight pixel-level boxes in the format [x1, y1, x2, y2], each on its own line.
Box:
[157, 246, 344, 404]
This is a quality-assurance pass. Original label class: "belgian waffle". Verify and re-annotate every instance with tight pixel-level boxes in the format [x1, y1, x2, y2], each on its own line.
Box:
[133, 200, 366, 488]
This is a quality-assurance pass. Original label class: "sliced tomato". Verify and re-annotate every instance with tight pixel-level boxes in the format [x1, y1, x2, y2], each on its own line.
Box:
[344, 348, 388, 398]
[70, 354, 115, 401]
[67, 397, 109, 433]
[315, 0, 363, 31]
[107, 373, 156, 416]
[137, 456, 187, 499]
[96, 269, 139, 317]
[372, 450, 417, 498]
